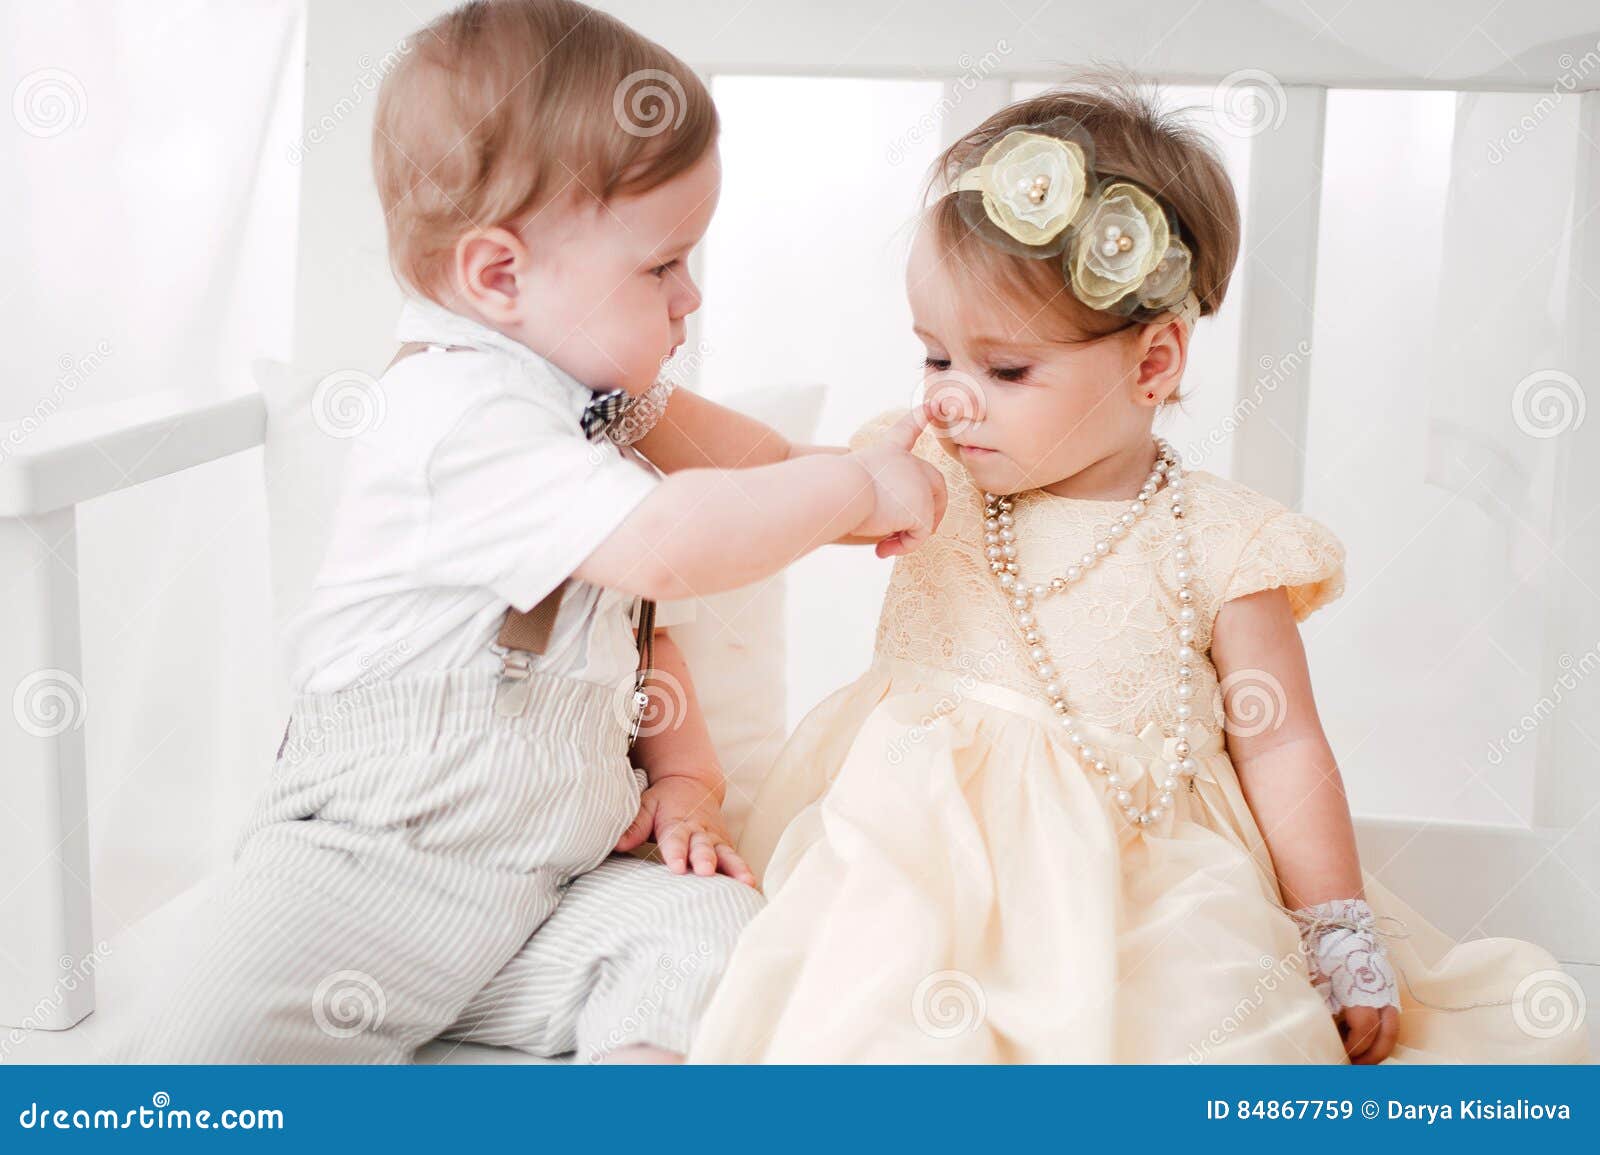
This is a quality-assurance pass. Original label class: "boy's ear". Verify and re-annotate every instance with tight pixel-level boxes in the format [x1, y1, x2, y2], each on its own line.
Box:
[453, 226, 528, 324]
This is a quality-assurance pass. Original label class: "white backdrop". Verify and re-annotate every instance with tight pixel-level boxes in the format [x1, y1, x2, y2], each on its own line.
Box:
[2, 0, 303, 934]
[1301, 90, 1582, 826]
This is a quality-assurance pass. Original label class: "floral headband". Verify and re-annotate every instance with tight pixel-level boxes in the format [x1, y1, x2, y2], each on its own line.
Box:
[948, 116, 1202, 330]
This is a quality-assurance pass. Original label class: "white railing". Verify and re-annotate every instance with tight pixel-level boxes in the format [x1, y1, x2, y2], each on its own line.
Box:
[0, 389, 265, 1028]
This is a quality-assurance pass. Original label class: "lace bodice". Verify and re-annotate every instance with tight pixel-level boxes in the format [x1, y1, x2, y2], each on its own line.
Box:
[853, 411, 1345, 737]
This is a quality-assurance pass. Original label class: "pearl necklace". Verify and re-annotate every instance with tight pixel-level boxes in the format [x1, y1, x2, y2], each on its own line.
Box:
[982, 438, 1201, 829]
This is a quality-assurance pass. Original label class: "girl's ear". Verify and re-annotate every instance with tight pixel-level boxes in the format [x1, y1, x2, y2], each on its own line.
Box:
[1133, 317, 1188, 408]
[453, 227, 529, 324]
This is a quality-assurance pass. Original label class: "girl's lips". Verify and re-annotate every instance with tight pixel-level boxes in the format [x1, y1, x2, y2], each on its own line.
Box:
[957, 444, 996, 456]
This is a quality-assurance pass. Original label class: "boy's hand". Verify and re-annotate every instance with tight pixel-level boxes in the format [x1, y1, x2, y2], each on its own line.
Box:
[1338, 1004, 1399, 1064]
[849, 408, 948, 556]
[615, 773, 757, 888]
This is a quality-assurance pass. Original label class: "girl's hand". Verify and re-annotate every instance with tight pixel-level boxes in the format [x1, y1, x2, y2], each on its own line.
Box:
[1291, 896, 1402, 1063]
[615, 773, 757, 888]
[1338, 1004, 1400, 1064]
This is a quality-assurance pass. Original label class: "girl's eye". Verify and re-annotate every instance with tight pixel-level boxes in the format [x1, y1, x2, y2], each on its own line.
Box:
[990, 365, 1030, 382]
[922, 356, 951, 372]
[650, 259, 680, 279]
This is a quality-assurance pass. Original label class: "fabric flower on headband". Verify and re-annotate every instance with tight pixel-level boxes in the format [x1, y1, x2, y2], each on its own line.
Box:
[950, 117, 1200, 327]
[956, 129, 1090, 251]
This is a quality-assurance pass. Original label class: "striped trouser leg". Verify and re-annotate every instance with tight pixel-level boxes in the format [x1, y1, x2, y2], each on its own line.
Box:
[110, 667, 644, 1064]
[437, 853, 766, 1061]
[109, 823, 568, 1063]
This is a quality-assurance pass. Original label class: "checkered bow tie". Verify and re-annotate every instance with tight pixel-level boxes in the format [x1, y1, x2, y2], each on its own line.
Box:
[580, 388, 630, 442]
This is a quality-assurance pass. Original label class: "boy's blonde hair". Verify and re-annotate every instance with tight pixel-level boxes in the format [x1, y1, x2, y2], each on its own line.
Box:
[373, 0, 717, 301]
[929, 73, 1241, 339]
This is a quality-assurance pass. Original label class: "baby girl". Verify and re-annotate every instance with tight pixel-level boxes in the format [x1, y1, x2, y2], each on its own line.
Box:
[649, 78, 1589, 1065]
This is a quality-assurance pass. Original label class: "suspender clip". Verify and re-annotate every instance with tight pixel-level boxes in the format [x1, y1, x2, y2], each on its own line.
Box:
[628, 671, 650, 745]
[492, 644, 535, 718]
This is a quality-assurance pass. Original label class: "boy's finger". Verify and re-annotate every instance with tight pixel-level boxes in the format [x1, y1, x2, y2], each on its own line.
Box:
[716, 843, 758, 888]
[613, 801, 653, 852]
[658, 824, 689, 873]
[877, 531, 920, 558]
[688, 831, 718, 876]
[881, 405, 931, 452]
[895, 522, 930, 554]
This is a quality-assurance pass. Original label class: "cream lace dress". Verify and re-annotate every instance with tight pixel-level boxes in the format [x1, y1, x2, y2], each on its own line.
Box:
[688, 412, 1589, 1064]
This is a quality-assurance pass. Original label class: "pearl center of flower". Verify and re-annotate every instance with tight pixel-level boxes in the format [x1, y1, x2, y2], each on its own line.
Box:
[1099, 223, 1135, 257]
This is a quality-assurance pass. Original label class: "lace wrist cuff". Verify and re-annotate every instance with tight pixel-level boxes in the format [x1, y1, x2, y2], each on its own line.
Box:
[1289, 898, 1400, 1013]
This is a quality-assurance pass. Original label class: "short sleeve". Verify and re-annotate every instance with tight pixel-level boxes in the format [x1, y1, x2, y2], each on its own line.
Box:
[422, 393, 657, 612]
[1222, 510, 1346, 621]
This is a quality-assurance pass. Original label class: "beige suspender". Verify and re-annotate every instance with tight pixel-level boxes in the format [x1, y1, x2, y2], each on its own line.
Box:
[496, 583, 567, 653]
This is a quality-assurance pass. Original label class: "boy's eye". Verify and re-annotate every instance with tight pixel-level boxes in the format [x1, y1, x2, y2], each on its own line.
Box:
[922, 356, 951, 372]
[650, 259, 680, 279]
[989, 365, 1030, 382]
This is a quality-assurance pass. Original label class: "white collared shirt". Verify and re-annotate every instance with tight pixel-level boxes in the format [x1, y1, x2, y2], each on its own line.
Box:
[283, 295, 660, 695]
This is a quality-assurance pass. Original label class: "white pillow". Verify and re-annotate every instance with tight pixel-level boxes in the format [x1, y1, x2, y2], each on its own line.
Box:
[254, 358, 357, 718]
[663, 384, 825, 842]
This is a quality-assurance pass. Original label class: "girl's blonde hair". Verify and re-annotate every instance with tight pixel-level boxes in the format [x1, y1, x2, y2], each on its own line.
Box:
[928, 73, 1241, 340]
[373, 0, 717, 301]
